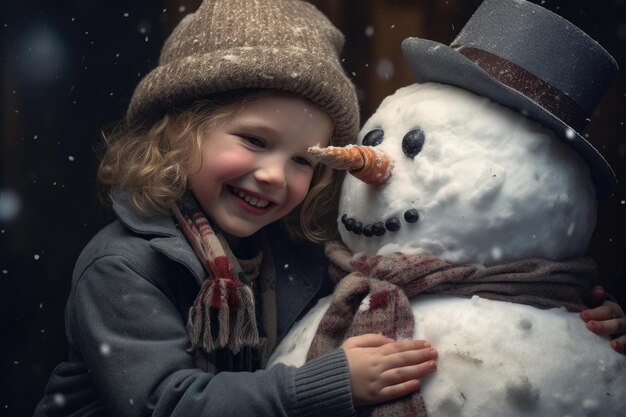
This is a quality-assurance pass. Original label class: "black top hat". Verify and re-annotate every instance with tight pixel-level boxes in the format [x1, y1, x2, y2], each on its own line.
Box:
[401, 0, 618, 197]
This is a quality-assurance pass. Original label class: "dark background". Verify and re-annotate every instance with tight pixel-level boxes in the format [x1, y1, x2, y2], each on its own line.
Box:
[1, 1, 625, 416]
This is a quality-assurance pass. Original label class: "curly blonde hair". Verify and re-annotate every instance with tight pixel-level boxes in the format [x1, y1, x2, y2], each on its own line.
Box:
[98, 90, 341, 243]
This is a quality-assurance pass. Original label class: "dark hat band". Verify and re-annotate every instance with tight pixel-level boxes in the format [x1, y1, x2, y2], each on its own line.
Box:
[455, 45, 586, 131]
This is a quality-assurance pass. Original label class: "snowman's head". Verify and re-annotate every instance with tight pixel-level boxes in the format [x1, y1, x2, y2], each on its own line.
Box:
[325, 82, 597, 265]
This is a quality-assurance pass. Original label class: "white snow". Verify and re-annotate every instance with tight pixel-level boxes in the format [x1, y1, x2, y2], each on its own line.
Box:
[269, 81, 626, 416]
[270, 294, 626, 417]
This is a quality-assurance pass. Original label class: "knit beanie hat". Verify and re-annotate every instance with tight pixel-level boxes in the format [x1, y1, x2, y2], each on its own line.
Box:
[127, 0, 360, 146]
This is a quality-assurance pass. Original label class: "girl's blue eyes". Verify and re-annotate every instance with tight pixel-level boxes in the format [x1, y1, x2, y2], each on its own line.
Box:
[241, 136, 312, 167]
[242, 136, 265, 148]
[292, 156, 312, 166]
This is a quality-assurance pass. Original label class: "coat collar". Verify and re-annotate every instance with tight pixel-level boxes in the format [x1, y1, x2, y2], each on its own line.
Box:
[112, 191, 179, 237]
[111, 192, 207, 284]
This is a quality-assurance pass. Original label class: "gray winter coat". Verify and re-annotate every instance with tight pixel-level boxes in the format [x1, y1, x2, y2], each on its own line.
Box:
[34, 194, 355, 417]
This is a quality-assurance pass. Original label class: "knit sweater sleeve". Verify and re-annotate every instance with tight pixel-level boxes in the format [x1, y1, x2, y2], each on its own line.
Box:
[61, 254, 355, 417]
[293, 349, 355, 417]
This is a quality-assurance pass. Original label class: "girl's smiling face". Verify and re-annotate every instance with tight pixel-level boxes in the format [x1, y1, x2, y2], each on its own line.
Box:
[188, 93, 333, 238]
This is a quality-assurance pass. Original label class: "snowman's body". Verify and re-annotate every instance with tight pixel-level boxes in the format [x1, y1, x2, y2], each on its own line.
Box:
[271, 294, 625, 417]
[268, 83, 626, 416]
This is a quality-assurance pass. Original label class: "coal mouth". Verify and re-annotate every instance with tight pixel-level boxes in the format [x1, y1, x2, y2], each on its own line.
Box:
[341, 208, 419, 237]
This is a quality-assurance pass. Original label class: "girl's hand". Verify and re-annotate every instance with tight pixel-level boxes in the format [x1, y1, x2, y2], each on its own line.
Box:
[341, 334, 437, 406]
[580, 286, 626, 353]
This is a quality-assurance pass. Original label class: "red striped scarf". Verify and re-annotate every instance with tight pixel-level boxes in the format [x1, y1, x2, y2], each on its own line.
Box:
[171, 193, 260, 371]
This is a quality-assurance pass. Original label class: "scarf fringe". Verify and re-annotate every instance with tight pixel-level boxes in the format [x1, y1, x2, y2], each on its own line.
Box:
[187, 278, 259, 355]
[233, 285, 260, 351]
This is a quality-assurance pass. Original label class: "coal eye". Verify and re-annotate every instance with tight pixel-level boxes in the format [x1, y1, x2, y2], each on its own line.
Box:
[362, 129, 384, 147]
[402, 129, 425, 159]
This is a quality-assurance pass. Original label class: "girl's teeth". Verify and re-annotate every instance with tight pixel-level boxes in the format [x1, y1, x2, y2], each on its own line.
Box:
[235, 189, 270, 208]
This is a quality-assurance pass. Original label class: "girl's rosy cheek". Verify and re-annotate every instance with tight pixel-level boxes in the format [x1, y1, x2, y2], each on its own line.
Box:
[293, 173, 315, 203]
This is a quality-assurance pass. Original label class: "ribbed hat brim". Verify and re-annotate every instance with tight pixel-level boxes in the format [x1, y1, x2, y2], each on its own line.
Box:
[127, 45, 359, 146]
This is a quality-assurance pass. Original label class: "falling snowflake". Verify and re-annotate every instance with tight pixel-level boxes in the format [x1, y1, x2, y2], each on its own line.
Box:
[0, 189, 21, 222]
[53, 393, 66, 407]
[100, 343, 111, 356]
[491, 246, 502, 261]
[376, 59, 394, 80]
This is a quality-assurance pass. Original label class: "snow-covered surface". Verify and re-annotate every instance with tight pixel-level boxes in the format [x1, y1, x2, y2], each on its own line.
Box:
[339, 83, 596, 265]
[269, 294, 626, 417]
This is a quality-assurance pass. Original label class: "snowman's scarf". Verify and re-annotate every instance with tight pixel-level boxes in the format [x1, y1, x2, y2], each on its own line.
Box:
[307, 240, 597, 417]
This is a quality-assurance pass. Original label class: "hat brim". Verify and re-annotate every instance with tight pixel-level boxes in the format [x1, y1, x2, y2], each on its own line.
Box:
[402, 37, 616, 197]
[127, 46, 359, 146]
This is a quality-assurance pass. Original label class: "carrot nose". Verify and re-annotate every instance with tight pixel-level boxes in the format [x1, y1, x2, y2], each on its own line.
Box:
[308, 145, 393, 185]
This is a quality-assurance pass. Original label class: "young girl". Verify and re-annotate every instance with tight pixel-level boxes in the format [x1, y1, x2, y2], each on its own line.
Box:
[34, 1, 439, 416]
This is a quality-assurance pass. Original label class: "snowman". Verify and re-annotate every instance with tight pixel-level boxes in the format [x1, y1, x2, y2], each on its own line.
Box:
[269, 0, 626, 416]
